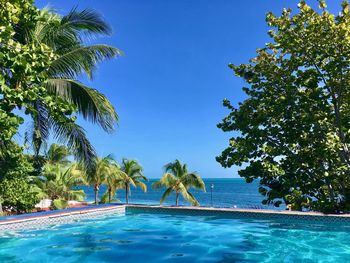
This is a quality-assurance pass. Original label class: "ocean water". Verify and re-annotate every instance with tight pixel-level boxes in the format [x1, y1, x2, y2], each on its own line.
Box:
[80, 178, 283, 210]
[1, 211, 350, 262]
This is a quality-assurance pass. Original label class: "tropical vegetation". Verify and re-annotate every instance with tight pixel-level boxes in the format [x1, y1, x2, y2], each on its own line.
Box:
[6, 0, 350, 216]
[88, 155, 121, 205]
[118, 159, 148, 204]
[0, 0, 119, 213]
[217, 0, 350, 212]
[153, 160, 206, 206]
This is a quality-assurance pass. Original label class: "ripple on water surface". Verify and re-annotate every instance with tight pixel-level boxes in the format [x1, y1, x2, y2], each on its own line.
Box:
[0, 213, 350, 262]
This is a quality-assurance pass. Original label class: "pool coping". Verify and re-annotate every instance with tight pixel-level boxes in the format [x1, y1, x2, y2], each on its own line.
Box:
[125, 204, 350, 223]
[2, 204, 350, 228]
[0, 204, 125, 226]
[126, 204, 350, 217]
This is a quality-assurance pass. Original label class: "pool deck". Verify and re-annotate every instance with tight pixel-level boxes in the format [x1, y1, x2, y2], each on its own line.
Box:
[1, 204, 350, 230]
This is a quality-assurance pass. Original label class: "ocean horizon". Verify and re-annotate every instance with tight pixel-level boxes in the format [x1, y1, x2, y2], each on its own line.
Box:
[79, 178, 284, 210]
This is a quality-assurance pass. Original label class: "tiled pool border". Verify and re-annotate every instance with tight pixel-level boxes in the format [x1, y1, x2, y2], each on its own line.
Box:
[126, 205, 350, 224]
[0, 204, 125, 231]
[2, 204, 350, 231]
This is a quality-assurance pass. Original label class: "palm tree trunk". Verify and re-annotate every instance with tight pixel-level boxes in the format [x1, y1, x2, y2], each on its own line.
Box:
[94, 184, 99, 205]
[176, 192, 179, 206]
[108, 187, 111, 203]
[125, 183, 129, 204]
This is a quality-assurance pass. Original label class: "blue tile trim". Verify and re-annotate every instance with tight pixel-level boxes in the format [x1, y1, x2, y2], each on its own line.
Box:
[0, 205, 125, 232]
[0, 204, 123, 221]
[126, 206, 350, 225]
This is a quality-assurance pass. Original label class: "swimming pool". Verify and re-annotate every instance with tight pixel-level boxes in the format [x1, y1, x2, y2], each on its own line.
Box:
[0, 208, 349, 262]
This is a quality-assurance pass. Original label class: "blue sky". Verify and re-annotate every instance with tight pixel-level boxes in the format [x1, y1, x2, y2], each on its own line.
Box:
[32, 0, 340, 178]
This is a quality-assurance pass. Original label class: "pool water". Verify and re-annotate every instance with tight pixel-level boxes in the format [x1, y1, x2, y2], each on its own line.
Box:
[0, 212, 350, 262]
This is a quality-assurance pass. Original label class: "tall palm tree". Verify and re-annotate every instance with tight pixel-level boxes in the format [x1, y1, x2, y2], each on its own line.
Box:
[87, 155, 114, 205]
[101, 161, 124, 203]
[19, 8, 121, 168]
[118, 159, 147, 204]
[152, 160, 206, 206]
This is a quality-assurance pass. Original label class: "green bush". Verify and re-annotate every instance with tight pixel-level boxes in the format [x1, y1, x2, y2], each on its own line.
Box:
[52, 199, 68, 210]
[0, 142, 39, 214]
[0, 177, 40, 214]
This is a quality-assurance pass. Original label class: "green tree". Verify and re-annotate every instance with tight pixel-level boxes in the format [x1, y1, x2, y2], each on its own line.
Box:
[217, 1, 350, 212]
[0, 0, 120, 212]
[0, 0, 47, 147]
[118, 159, 147, 204]
[1, 1, 120, 169]
[26, 8, 121, 166]
[101, 161, 124, 203]
[86, 155, 116, 205]
[0, 176, 40, 214]
[37, 163, 86, 204]
[45, 144, 70, 165]
[152, 160, 205, 206]
[0, 142, 38, 213]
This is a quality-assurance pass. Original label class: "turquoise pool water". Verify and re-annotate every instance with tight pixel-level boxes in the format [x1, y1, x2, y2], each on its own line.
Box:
[0, 211, 349, 262]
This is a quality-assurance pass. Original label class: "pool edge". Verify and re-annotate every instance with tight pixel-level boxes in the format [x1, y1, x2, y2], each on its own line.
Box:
[1, 204, 350, 230]
[125, 204, 350, 223]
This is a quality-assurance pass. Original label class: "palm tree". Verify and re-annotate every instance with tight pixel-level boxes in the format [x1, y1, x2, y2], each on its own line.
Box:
[101, 161, 124, 203]
[37, 163, 86, 202]
[87, 155, 114, 205]
[118, 159, 147, 204]
[25, 143, 71, 177]
[45, 144, 70, 165]
[20, 8, 121, 168]
[152, 160, 206, 206]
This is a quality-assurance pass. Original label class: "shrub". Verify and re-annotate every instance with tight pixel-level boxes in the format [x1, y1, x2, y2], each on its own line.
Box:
[0, 177, 40, 214]
[52, 199, 68, 210]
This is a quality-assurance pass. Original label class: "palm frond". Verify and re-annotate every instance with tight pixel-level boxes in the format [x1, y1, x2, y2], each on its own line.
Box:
[160, 187, 173, 204]
[46, 78, 118, 133]
[49, 118, 97, 169]
[128, 177, 136, 187]
[48, 44, 122, 79]
[33, 7, 112, 50]
[155, 173, 176, 188]
[32, 8, 73, 48]
[164, 159, 183, 178]
[135, 181, 147, 192]
[46, 143, 70, 164]
[62, 7, 112, 37]
[67, 189, 85, 201]
[186, 191, 200, 206]
[177, 183, 193, 204]
[183, 173, 206, 191]
[29, 100, 50, 156]
[152, 180, 163, 189]
[100, 191, 110, 204]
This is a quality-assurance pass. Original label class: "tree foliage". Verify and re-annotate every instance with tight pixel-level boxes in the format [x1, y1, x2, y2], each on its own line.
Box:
[0, 0, 120, 170]
[217, 1, 350, 212]
[0, 0, 119, 212]
[0, 176, 40, 214]
[118, 159, 147, 204]
[37, 163, 86, 202]
[0, 142, 38, 213]
[153, 160, 205, 206]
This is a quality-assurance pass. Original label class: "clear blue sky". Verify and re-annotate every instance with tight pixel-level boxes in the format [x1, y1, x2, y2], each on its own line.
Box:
[32, 0, 340, 178]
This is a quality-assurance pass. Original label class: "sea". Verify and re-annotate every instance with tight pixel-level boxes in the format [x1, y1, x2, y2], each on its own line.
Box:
[79, 178, 285, 210]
